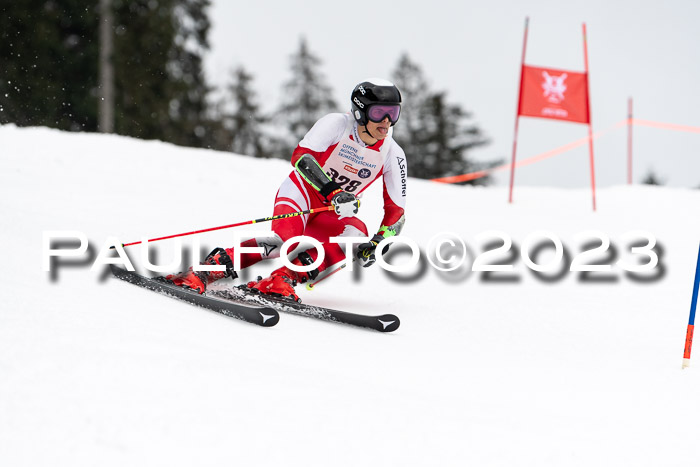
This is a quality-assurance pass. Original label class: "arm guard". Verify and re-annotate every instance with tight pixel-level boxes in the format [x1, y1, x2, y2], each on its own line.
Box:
[294, 153, 341, 200]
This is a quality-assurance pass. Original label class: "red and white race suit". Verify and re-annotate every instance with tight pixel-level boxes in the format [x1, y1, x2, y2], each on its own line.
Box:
[230, 112, 407, 273]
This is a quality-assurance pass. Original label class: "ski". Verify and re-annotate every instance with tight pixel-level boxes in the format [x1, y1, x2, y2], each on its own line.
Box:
[109, 265, 279, 327]
[211, 286, 400, 332]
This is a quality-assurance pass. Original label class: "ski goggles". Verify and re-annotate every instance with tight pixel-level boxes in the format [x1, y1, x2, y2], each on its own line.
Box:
[367, 104, 401, 124]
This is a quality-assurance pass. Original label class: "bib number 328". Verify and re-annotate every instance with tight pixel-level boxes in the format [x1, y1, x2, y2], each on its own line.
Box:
[327, 168, 363, 193]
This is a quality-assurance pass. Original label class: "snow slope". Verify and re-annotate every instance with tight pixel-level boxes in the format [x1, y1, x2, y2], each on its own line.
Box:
[1, 124, 700, 466]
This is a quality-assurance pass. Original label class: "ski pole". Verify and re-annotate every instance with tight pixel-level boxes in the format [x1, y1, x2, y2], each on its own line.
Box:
[117, 205, 336, 248]
[306, 260, 352, 290]
[306, 239, 381, 290]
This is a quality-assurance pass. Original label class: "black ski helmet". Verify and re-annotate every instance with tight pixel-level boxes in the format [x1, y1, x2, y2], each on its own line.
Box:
[351, 78, 402, 126]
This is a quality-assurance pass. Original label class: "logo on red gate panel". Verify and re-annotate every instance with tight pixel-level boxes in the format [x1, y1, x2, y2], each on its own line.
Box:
[542, 71, 567, 104]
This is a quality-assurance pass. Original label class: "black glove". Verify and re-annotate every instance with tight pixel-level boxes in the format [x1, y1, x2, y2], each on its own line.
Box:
[356, 234, 386, 268]
[331, 190, 359, 219]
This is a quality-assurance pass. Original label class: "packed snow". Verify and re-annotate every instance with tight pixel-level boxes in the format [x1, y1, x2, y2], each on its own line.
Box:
[1, 124, 699, 466]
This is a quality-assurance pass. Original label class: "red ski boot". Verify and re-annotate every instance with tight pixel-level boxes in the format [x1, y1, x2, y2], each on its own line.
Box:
[163, 248, 236, 294]
[246, 252, 319, 302]
[247, 266, 301, 301]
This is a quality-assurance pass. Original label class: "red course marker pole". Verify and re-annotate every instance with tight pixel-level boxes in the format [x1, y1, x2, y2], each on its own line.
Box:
[508, 17, 529, 204]
[582, 23, 597, 211]
[627, 97, 633, 185]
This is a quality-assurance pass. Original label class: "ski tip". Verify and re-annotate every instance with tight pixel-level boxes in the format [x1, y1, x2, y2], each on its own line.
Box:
[376, 314, 400, 332]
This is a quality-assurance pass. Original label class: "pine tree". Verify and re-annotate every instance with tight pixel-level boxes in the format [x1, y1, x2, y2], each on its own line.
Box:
[222, 66, 270, 158]
[112, 0, 216, 147]
[164, 0, 216, 147]
[0, 0, 99, 131]
[419, 92, 492, 182]
[391, 53, 494, 184]
[111, 0, 172, 140]
[276, 37, 338, 157]
[0, 0, 218, 148]
[642, 170, 665, 186]
[391, 53, 429, 151]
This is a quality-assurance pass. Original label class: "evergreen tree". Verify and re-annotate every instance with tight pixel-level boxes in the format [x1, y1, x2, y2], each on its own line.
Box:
[112, 0, 216, 147]
[277, 37, 338, 157]
[0, 1, 99, 130]
[111, 0, 172, 140]
[0, 0, 218, 148]
[390, 53, 428, 152]
[221, 66, 270, 158]
[418, 92, 491, 181]
[642, 170, 665, 186]
[391, 53, 494, 184]
[164, 0, 216, 147]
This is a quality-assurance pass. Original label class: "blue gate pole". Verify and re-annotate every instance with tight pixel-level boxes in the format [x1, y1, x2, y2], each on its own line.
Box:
[682, 243, 700, 369]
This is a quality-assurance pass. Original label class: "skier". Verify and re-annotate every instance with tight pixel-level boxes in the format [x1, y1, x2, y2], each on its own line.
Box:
[164, 78, 407, 302]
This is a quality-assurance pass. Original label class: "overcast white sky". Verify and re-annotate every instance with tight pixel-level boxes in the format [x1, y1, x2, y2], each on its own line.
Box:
[204, 0, 700, 189]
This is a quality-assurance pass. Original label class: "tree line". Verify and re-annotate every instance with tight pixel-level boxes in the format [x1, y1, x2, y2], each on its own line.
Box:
[0, 0, 499, 183]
